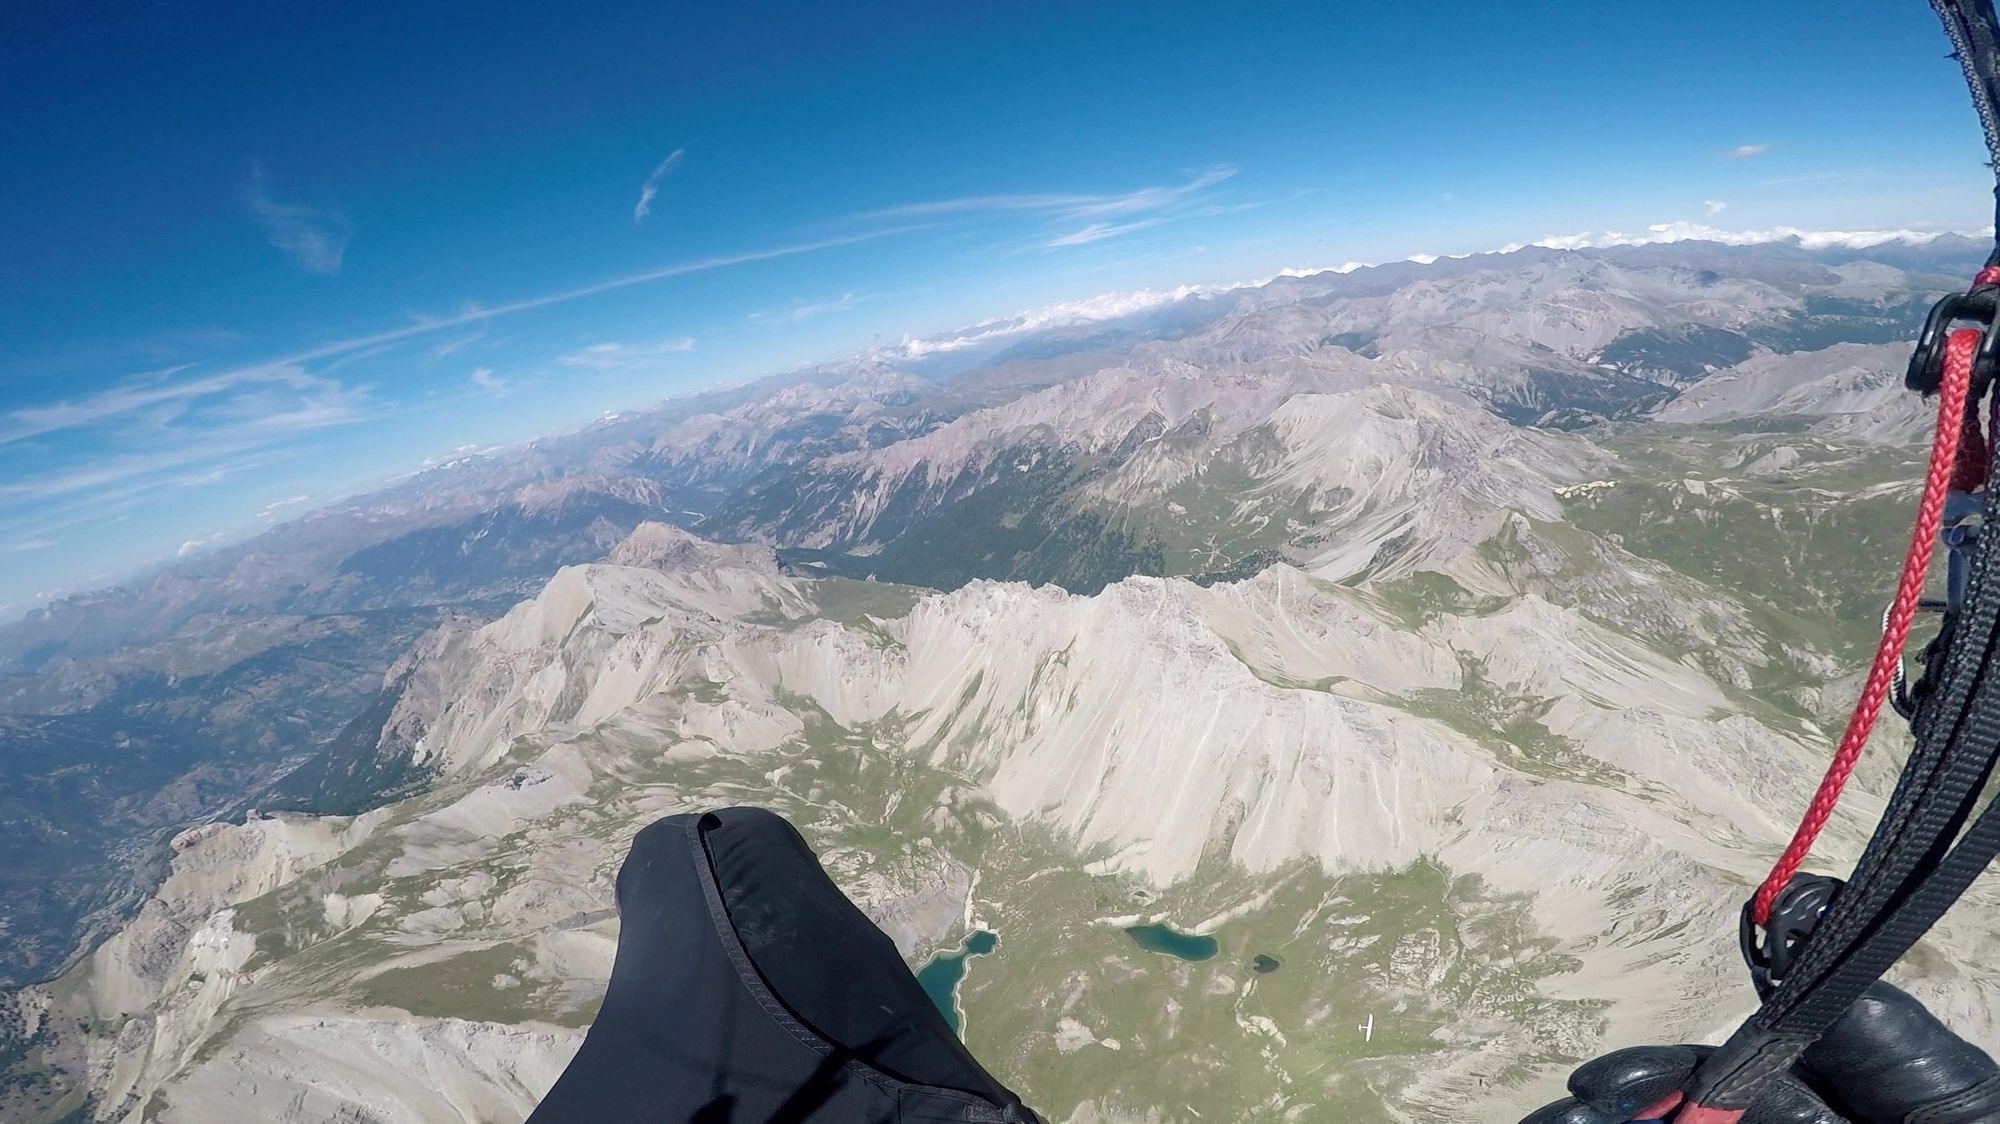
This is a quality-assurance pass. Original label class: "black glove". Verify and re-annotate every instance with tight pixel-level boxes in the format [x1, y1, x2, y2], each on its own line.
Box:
[1522, 982, 2000, 1123]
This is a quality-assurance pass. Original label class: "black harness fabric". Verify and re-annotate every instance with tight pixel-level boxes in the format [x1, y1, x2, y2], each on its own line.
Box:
[528, 807, 1040, 1124]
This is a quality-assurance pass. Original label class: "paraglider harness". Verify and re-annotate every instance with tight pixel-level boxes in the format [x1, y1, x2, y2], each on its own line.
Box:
[1664, 3, 2000, 1120]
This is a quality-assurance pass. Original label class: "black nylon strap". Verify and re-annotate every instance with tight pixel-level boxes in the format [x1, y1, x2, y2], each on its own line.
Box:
[1685, 12, 2000, 1113]
[1680, 1024, 1814, 1112]
[1758, 470, 2000, 1032]
[1791, 769, 2000, 1034]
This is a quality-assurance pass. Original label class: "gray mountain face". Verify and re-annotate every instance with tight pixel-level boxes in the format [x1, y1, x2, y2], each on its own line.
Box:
[0, 235, 1994, 1123]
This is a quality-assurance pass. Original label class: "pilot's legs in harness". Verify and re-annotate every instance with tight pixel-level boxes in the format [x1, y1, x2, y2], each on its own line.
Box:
[529, 807, 1040, 1124]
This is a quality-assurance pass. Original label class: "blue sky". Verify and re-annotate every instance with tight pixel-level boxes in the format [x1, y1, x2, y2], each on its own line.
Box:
[1, 0, 1994, 617]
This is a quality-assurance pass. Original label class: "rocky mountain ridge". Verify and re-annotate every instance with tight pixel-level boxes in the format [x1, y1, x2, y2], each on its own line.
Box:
[1, 235, 1993, 1122]
[11, 503, 1995, 1121]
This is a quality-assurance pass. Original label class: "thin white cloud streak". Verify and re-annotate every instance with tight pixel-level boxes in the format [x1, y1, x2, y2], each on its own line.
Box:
[0, 499, 142, 543]
[1048, 218, 1165, 247]
[247, 164, 351, 274]
[256, 494, 312, 518]
[1, 365, 357, 447]
[1, 227, 911, 449]
[1704, 200, 1727, 215]
[0, 442, 290, 504]
[1725, 143, 1772, 159]
[322, 338, 414, 373]
[4, 540, 55, 552]
[0, 371, 364, 516]
[748, 293, 873, 324]
[3, 222, 860, 562]
[0, 364, 197, 441]
[199, 372, 369, 429]
[882, 283, 1222, 359]
[0, 449, 311, 540]
[863, 167, 1239, 252]
[177, 530, 227, 557]
[860, 190, 1120, 220]
[0, 458, 306, 574]
[470, 367, 507, 391]
[433, 331, 486, 358]
[1066, 167, 1236, 219]
[359, 229, 904, 350]
[633, 148, 686, 222]
[858, 167, 1236, 223]
[557, 337, 696, 370]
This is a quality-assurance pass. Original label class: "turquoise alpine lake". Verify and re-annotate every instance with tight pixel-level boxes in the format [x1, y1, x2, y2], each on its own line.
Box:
[1123, 923, 1219, 961]
[916, 929, 998, 1032]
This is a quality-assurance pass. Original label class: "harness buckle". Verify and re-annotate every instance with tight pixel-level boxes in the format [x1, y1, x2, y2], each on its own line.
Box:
[1740, 873, 1844, 996]
[1908, 286, 2000, 394]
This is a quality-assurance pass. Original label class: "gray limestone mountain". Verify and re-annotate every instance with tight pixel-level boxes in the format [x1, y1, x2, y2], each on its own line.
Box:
[1652, 341, 1933, 444]
[0, 370, 960, 986]
[715, 375, 1602, 595]
[10, 512, 1997, 1123]
[3, 235, 1999, 1123]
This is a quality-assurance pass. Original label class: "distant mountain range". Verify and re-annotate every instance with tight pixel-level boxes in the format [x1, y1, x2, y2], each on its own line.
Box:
[3, 234, 1997, 1124]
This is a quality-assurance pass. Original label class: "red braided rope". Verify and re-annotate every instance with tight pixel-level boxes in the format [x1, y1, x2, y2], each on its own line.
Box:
[1750, 325, 1979, 926]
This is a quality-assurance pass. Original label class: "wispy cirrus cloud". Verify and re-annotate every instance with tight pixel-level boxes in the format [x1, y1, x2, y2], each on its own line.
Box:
[1048, 218, 1166, 248]
[247, 163, 351, 274]
[557, 337, 696, 371]
[0, 497, 140, 546]
[2, 224, 912, 601]
[1724, 143, 1772, 159]
[861, 166, 1235, 222]
[0, 447, 314, 548]
[177, 530, 227, 557]
[0, 403, 352, 505]
[633, 148, 686, 223]
[4, 228, 904, 454]
[880, 283, 1222, 360]
[858, 166, 1237, 251]
[193, 371, 370, 436]
[469, 367, 508, 392]
[433, 331, 486, 358]
[748, 292, 872, 324]
[308, 228, 905, 361]
[1704, 200, 1728, 215]
[256, 494, 312, 519]
[0, 450, 294, 516]
[0, 360, 364, 565]
[0, 365, 363, 448]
